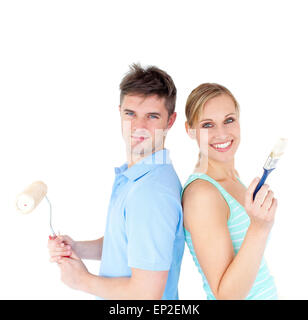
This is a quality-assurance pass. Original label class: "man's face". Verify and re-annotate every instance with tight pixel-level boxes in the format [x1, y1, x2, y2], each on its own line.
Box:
[119, 94, 176, 161]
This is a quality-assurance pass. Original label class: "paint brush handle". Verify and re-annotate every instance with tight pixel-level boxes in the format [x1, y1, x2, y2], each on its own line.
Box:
[253, 168, 274, 200]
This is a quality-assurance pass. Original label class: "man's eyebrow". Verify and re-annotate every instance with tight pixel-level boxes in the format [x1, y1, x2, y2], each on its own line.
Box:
[123, 109, 161, 116]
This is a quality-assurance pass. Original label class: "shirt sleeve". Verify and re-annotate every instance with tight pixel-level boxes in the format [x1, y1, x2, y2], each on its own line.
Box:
[124, 184, 181, 271]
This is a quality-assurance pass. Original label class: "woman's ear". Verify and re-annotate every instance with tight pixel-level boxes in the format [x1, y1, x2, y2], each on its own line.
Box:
[185, 121, 196, 139]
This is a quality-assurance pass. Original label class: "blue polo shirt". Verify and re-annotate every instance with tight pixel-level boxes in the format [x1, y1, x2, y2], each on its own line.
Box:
[98, 148, 184, 299]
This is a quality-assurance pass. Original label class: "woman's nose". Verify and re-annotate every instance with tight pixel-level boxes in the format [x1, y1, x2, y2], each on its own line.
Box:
[213, 125, 229, 139]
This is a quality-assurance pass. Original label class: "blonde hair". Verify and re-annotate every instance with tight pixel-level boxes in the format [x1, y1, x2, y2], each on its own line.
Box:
[185, 83, 240, 127]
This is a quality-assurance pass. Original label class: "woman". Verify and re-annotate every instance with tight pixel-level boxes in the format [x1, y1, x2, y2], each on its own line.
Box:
[182, 83, 278, 300]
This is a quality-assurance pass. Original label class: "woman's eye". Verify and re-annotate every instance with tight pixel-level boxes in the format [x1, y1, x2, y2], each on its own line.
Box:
[225, 117, 235, 124]
[202, 122, 213, 128]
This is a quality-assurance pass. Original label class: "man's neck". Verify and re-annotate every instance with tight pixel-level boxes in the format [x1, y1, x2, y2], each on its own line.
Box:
[127, 147, 164, 168]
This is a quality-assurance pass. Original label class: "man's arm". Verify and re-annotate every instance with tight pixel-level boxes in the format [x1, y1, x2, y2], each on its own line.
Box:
[49, 236, 104, 261]
[58, 256, 169, 300]
[82, 268, 168, 299]
[75, 237, 103, 260]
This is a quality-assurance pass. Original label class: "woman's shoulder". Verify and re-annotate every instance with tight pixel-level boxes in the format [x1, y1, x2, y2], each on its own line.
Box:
[183, 176, 217, 196]
[182, 176, 227, 211]
[183, 172, 220, 197]
[182, 175, 229, 229]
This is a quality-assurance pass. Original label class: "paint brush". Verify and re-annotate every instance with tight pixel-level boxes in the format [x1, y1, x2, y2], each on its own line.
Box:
[253, 138, 287, 200]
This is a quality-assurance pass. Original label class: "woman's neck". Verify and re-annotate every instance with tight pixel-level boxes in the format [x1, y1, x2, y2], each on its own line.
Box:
[195, 154, 238, 182]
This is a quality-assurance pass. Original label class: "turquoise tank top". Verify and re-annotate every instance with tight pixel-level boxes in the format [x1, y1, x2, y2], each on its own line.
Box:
[182, 172, 278, 300]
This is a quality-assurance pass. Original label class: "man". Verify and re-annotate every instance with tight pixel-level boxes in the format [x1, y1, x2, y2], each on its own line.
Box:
[48, 64, 184, 299]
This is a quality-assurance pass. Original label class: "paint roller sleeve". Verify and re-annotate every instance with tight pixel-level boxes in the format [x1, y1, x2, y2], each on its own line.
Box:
[16, 181, 48, 214]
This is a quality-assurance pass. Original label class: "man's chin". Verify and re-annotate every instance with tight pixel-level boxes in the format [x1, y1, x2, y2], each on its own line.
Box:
[131, 148, 152, 157]
[127, 145, 155, 159]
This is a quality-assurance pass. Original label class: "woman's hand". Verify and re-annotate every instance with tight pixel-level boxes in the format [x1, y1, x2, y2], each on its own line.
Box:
[244, 177, 278, 232]
[48, 234, 76, 262]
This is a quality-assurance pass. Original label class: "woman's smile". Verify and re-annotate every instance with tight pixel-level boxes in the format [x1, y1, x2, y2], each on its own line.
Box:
[210, 139, 234, 152]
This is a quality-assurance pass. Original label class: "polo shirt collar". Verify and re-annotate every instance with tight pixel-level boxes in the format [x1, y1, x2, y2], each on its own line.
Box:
[114, 149, 171, 181]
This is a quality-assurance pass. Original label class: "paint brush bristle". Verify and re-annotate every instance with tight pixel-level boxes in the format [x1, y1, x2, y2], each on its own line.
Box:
[270, 138, 288, 158]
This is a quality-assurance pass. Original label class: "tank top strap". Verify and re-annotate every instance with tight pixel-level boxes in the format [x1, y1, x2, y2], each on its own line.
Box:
[182, 172, 237, 211]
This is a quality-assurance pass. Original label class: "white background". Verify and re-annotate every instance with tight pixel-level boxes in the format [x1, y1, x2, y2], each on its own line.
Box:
[0, 0, 307, 299]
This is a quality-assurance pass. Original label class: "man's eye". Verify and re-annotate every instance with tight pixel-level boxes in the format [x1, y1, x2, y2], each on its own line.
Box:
[148, 115, 159, 119]
[125, 112, 134, 116]
[202, 122, 213, 128]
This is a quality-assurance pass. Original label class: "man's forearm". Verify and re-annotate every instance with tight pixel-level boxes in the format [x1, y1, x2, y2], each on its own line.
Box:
[75, 237, 103, 260]
[80, 273, 159, 300]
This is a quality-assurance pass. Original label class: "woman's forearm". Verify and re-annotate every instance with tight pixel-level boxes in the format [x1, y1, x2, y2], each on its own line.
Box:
[215, 226, 270, 300]
[75, 237, 104, 260]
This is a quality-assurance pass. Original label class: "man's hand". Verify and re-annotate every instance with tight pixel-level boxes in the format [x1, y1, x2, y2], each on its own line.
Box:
[57, 251, 90, 291]
[48, 235, 75, 262]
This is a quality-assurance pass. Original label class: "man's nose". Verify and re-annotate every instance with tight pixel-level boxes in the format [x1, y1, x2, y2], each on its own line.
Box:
[132, 117, 147, 130]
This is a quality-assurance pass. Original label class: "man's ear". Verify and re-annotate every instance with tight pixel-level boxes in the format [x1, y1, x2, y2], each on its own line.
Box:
[118, 105, 121, 113]
[185, 121, 196, 139]
[167, 112, 177, 129]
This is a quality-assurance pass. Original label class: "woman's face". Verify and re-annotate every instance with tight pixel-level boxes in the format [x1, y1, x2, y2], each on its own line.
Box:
[191, 94, 240, 164]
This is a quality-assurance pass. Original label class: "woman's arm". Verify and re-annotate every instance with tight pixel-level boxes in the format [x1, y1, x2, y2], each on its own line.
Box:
[182, 178, 277, 300]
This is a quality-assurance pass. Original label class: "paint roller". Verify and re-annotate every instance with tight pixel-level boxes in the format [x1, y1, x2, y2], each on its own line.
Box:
[16, 181, 57, 240]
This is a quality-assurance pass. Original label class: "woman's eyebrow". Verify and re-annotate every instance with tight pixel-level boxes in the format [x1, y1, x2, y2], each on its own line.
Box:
[200, 113, 236, 122]
[199, 118, 213, 122]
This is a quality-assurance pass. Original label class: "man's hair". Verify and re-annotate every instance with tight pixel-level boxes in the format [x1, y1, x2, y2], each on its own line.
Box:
[119, 63, 177, 116]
